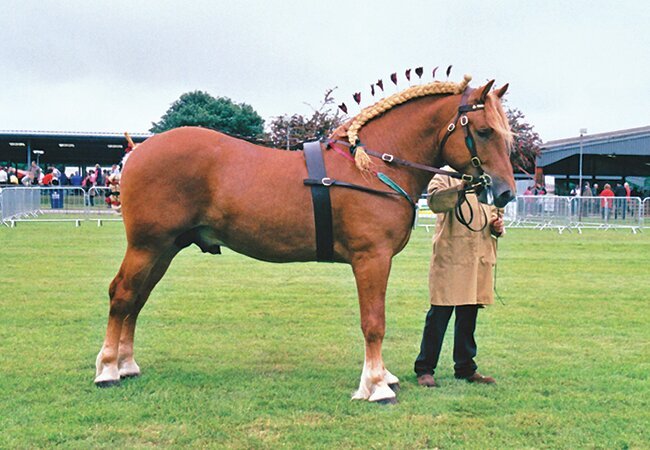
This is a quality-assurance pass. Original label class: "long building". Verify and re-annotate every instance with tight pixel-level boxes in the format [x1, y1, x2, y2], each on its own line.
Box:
[0, 130, 150, 175]
[537, 125, 650, 194]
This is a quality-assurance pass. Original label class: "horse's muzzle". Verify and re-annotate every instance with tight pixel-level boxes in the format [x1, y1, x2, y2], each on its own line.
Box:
[492, 176, 516, 208]
[477, 177, 515, 208]
[493, 189, 515, 208]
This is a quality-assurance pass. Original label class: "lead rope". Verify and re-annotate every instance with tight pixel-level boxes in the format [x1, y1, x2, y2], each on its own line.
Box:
[493, 209, 505, 305]
[454, 189, 489, 232]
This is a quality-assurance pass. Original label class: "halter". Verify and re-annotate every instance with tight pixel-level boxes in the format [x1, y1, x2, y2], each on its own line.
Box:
[438, 87, 493, 231]
[438, 87, 493, 193]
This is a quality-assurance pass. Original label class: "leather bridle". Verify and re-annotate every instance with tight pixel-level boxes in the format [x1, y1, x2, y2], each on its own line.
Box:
[438, 87, 493, 194]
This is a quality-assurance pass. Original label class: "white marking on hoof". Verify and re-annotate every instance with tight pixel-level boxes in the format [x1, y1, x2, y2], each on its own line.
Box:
[94, 367, 120, 385]
[118, 359, 141, 378]
[95, 348, 120, 385]
[351, 387, 370, 401]
[383, 369, 399, 386]
[369, 383, 397, 403]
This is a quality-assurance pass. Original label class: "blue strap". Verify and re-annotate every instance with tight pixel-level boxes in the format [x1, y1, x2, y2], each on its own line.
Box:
[376, 172, 418, 228]
[377, 172, 414, 204]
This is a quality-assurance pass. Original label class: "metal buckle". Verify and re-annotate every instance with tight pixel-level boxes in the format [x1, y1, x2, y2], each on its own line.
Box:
[460, 115, 469, 126]
[461, 174, 474, 183]
[447, 122, 455, 132]
[479, 173, 492, 187]
[472, 104, 485, 110]
[321, 177, 333, 186]
[471, 156, 482, 167]
[381, 153, 394, 163]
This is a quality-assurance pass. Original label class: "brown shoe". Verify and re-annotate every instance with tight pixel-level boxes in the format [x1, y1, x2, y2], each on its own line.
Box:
[417, 374, 439, 388]
[465, 372, 496, 384]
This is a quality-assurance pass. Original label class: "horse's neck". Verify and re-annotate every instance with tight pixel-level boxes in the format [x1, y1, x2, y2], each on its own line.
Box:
[359, 95, 457, 198]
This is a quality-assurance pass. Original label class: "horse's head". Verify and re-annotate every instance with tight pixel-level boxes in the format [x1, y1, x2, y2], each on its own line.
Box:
[439, 81, 515, 208]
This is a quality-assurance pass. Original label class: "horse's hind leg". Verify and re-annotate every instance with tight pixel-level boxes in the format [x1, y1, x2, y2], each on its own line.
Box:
[117, 246, 179, 379]
[94, 245, 170, 386]
[350, 253, 399, 403]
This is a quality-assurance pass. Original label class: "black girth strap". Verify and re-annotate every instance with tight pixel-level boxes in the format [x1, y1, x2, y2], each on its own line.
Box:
[303, 141, 334, 262]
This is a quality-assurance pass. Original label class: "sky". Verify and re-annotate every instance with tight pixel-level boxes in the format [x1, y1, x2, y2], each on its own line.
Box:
[1, 0, 649, 142]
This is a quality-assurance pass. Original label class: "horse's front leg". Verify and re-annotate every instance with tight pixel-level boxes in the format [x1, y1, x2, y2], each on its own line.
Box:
[351, 252, 399, 404]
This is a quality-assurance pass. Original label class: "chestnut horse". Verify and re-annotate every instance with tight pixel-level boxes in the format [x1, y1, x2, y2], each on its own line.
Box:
[95, 75, 515, 403]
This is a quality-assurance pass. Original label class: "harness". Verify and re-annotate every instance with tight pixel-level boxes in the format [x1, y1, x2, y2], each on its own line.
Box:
[302, 87, 492, 261]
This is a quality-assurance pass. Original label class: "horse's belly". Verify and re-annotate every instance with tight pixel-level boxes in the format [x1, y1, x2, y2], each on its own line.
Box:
[199, 211, 317, 263]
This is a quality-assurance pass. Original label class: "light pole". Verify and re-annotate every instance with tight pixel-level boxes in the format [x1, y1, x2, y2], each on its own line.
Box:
[578, 128, 587, 194]
[578, 128, 587, 222]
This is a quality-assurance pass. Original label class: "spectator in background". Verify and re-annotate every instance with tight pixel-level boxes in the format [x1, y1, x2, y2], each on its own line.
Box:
[523, 185, 534, 215]
[41, 169, 54, 186]
[614, 182, 626, 220]
[569, 183, 579, 216]
[592, 183, 600, 215]
[83, 170, 95, 206]
[29, 161, 41, 181]
[533, 183, 547, 195]
[599, 183, 615, 221]
[624, 182, 631, 198]
[94, 164, 103, 186]
[70, 171, 82, 187]
[9, 168, 19, 185]
[0, 166, 8, 185]
[58, 169, 68, 186]
[624, 182, 632, 216]
[533, 183, 547, 214]
[582, 182, 592, 197]
[50, 166, 61, 179]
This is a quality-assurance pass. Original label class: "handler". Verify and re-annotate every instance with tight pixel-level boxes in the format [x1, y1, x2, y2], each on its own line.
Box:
[414, 167, 504, 387]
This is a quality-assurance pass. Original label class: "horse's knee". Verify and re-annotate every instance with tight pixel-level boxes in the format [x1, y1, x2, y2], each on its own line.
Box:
[361, 317, 385, 343]
[108, 276, 138, 316]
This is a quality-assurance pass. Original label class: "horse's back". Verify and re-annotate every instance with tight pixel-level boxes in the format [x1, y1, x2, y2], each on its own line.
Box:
[119, 127, 316, 260]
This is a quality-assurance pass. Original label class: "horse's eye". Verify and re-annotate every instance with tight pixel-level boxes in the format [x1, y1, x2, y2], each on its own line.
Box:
[476, 128, 493, 139]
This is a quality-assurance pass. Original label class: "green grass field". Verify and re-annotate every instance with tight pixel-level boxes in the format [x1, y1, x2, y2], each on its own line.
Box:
[1, 224, 648, 449]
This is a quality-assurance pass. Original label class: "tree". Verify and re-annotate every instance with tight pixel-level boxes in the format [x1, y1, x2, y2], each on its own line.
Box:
[150, 91, 265, 139]
[506, 106, 542, 174]
[265, 89, 344, 149]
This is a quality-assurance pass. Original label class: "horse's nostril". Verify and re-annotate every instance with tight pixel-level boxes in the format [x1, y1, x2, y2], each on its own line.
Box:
[495, 190, 514, 208]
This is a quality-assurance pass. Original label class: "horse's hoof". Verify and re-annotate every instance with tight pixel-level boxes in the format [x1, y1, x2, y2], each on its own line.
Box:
[388, 382, 400, 393]
[373, 397, 398, 405]
[95, 379, 121, 388]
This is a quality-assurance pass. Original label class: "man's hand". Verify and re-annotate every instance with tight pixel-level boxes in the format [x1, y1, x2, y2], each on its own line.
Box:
[490, 216, 504, 236]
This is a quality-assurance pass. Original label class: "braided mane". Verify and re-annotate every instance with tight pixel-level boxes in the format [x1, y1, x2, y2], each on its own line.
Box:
[339, 74, 473, 171]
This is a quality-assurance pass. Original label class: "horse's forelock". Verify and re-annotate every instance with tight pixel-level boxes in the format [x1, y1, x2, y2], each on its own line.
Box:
[485, 94, 513, 152]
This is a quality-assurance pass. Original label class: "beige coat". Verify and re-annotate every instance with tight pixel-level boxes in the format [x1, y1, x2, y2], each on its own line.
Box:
[427, 167, 502, 306]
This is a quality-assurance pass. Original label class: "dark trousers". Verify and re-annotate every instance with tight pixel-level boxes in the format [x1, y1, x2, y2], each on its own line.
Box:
[414, 305, 479, 379]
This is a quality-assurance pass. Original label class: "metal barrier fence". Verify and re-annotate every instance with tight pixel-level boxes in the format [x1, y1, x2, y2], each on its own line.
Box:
[2, 187, 648, 231]
[417, 195, 648, 233]
[504, 195, 644, 233]
[0, 186, 122, 226]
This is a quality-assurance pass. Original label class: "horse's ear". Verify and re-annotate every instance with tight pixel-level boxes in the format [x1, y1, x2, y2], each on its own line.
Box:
[495, 83, 509, 98]
[479, 80, 495, 103]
